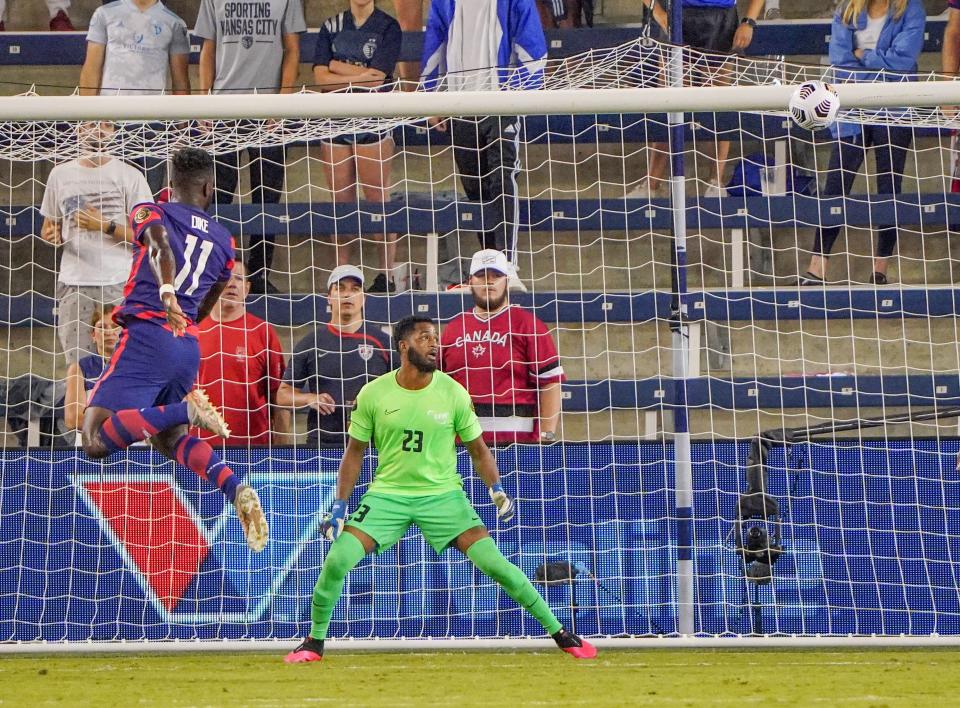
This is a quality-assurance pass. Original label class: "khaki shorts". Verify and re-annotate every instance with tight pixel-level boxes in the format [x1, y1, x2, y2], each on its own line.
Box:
[55, 283, 123, 364]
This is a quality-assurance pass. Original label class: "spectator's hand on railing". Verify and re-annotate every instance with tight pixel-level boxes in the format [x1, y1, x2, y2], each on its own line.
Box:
[428, 116, 448, 133]
[308, 393, 337, 416]
[40, 219, 62, 246]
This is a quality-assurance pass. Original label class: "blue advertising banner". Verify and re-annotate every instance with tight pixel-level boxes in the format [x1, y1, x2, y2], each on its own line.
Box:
[1, 441, 958, 642]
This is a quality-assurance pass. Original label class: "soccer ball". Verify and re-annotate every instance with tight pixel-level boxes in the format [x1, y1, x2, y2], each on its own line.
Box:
[788, 81, 840, 130]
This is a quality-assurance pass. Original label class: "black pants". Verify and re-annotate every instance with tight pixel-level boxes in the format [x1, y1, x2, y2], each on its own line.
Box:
[812, 125, 914, 258]
[451, 116, 520, 258]
[214, 145, 285, 283]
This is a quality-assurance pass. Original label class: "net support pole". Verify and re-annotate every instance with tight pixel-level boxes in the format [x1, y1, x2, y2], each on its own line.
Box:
[667, 0, 694, 637]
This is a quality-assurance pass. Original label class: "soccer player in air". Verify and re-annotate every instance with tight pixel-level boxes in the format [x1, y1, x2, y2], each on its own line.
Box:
[81, 147, 268, 552]
[285, 316, 596, 663]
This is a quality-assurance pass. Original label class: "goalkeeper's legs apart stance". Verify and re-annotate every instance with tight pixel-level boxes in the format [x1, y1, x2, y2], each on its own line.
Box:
[286, 511, 597, 662]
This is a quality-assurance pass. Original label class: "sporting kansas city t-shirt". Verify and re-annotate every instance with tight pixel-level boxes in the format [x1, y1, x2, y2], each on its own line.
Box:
[194, 0, 307, 93]
[348, 371, 484, 496]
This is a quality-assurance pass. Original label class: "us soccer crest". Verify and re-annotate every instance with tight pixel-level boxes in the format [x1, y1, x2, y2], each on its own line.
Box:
[357, 344, 374, 361]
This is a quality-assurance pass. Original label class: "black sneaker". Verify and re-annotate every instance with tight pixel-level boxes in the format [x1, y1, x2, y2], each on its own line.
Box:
[284, 636, 325, 663]
[249, 278, 279, 295]
[367, 273, 395, 293]
[797, 272, 825, 287]
[551, 628, 598, 659]
[869, 271, 889, 286]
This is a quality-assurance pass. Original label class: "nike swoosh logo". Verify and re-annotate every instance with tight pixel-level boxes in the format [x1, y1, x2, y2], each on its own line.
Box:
[385, 409, 400, 415]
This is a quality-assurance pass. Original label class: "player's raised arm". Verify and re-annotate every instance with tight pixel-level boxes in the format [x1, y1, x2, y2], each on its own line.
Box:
[464, 435, 515, 523]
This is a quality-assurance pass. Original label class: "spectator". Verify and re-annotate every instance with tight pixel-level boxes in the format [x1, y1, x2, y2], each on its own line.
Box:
[79, 0, 192, 196]
[314, 0, 403, 293]
[0, 0, 73, 31]
[537, 0, 591, 29]
[40, 121, 152, 365]
[275, 265, 393, 446]
[800, 0, 924, 286]
[64, 305, 119, 431]
[628, 0, 766, 199]
[421, 0, 547, 291]
[195, 0, 307, 294]
[440, 249, 564, 446]
[192, 261, 291, 446]
[394, 0, 423, 86]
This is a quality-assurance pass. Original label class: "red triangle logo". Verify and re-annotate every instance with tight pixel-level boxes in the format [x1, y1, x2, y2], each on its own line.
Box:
[83, 481, 210, 611]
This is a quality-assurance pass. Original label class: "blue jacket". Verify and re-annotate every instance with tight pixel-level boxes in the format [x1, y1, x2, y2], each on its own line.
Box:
[828, 0, 926, 137]
[420, 0, 547, 91]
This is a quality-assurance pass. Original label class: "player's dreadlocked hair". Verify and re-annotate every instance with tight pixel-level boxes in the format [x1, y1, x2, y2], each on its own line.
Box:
[393, 315, 435, 353]
[171, 147, 214, 188]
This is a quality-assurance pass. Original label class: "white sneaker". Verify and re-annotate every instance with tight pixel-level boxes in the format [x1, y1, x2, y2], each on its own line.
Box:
[508, 275, 528, 292]
[185, 389, 231, 439]
[626, 177, 661, 199]
[234, 484, 268, 552]
[704, 181, 728, 199]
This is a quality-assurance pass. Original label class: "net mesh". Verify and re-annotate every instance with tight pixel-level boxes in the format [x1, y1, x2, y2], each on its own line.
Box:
[1, 37, 959, 643]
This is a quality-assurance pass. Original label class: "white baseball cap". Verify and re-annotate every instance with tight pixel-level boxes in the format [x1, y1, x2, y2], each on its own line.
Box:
[469, 249, 514, 278]
[327, 264, 365, 289]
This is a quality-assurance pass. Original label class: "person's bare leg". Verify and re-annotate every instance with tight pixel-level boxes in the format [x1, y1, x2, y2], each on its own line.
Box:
[321, 141, 359, 266]
[356, 138, 398, 278]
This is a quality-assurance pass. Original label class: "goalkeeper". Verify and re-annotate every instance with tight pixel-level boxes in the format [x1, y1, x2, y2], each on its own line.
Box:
[286, 316, 596, 662]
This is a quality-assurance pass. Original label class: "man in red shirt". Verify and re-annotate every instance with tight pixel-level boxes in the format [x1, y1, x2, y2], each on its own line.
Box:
[193, 262, 289, 446]
[440, 249, 564, 446]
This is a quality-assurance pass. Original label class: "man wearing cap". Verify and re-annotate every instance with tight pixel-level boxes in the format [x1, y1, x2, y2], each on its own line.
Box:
[440, 249, 564, 446]
[276, 265, 394, 446]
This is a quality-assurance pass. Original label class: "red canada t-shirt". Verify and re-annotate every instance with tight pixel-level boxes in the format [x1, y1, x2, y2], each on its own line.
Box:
[440, 305, 565, 445]
[192, 311, 286, 446]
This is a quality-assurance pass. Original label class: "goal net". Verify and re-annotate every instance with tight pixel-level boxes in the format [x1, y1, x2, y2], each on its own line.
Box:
[1, 36, 960, 648]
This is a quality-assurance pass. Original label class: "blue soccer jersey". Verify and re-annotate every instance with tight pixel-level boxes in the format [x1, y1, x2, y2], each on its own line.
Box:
[116, 202, 235, 332]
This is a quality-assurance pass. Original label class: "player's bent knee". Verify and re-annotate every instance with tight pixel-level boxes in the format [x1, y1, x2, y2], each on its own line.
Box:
[82, 440, 109, 459]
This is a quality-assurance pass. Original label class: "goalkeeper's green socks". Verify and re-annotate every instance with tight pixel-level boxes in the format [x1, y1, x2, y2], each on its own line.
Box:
[466, 537, 564, 635]
[309, 531, 367, 640]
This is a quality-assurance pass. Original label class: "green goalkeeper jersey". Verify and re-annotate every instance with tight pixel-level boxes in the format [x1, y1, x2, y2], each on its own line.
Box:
[348, 370, 484, 496]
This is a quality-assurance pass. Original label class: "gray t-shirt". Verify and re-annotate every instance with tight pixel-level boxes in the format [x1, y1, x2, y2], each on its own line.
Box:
[40, 158, 152, 286]
[88, 0, 191, 96]
[194, 0, 307, 93]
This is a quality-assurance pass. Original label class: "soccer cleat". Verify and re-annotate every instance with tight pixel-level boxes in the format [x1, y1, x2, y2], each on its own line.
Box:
[234, 484, 269, 552]
[285, 637, 325, 663]
[185, 388, 232, 439]
[869, 271, 889, 286]
[49, 9, 74, 31]
[552, 628, 598, 659]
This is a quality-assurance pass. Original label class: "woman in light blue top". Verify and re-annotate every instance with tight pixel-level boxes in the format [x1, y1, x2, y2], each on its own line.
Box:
[801, 0, 925, 286]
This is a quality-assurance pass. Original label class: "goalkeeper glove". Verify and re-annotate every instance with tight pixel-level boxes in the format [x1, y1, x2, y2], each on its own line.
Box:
[321, 499, 348, 541]
[489, 483, 515, 523]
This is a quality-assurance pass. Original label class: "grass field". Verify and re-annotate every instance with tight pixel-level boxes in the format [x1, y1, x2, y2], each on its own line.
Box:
[3, 648, 960, 706]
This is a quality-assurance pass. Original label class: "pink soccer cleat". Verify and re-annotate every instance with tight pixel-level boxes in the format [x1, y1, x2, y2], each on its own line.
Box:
[285, 637, 324, 664]
[552, 628, 598, 659]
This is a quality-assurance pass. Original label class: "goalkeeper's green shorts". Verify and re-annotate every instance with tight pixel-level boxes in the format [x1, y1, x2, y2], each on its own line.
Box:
[345, 490, 485, 554]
